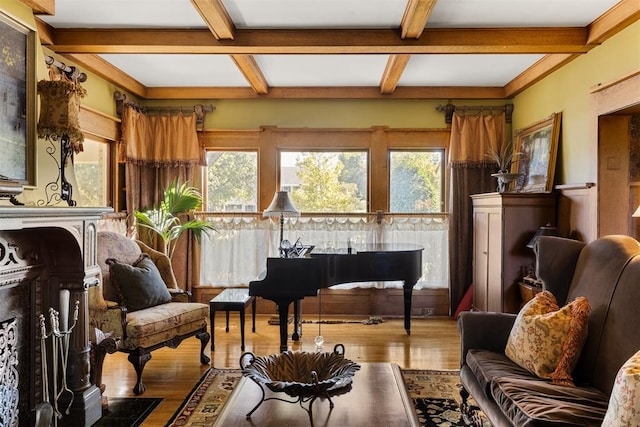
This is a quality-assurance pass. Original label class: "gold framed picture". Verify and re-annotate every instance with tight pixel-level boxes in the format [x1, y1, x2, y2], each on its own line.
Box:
[512, 112, 562, 193]
[0, 11, 36, 186]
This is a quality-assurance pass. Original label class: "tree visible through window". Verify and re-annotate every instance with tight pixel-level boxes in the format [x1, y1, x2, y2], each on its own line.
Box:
[206, 151, 257, 212]
[390, 150, 444, 213]
[281, 151, 367, 212]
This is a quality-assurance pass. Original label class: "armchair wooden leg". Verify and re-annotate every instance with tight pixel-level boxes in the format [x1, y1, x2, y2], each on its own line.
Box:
[128, 350, 152, 395]
[196, 330, 211, 365]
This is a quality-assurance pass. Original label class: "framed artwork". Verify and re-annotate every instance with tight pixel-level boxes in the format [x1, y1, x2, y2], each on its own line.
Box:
[512, 112, 562, 193]
[0, 11, 36, 186]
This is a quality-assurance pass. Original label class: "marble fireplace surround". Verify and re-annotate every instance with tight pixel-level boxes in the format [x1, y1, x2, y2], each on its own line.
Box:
[0, 207, 111, 427]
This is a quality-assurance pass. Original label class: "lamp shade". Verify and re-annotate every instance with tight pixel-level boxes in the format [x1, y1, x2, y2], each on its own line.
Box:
[263, 191, 300, 218]
[526, 224, 559, 249]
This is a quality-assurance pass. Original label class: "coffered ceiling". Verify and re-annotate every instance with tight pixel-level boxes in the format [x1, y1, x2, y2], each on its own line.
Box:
[28, 0, 640, 100]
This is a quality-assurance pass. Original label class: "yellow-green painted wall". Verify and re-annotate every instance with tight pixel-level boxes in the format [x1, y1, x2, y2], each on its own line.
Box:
[513, 20, 640, 185]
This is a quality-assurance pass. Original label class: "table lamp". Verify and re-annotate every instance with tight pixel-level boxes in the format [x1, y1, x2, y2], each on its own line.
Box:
[263, 191, 300, 255]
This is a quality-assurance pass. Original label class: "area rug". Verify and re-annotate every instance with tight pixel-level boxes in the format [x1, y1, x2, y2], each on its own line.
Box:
[166, 368, 491, 427]
[94, 397, 162, 427]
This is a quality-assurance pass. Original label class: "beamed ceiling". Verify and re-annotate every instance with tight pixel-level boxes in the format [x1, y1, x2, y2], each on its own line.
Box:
[27, 0, 640, 100]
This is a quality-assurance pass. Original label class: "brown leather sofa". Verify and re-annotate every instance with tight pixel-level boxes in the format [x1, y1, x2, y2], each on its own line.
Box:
[458, 235, 640, 426]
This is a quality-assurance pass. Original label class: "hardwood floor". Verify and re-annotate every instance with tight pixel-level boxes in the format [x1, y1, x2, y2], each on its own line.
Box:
[100, 314, 460, 426]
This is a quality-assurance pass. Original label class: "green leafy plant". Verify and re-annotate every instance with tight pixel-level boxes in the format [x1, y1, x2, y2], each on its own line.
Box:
[134, 180, 214, 260]
[486, 140, 520, 173]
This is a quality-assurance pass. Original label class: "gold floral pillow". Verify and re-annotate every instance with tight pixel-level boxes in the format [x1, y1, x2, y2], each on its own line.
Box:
[602, 351, 640, 426]
[505, 291, 591, 385]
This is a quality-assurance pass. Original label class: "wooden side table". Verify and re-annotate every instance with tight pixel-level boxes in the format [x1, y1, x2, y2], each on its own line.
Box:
[519, 281, 543, 306]
[210, 288, 256, 351]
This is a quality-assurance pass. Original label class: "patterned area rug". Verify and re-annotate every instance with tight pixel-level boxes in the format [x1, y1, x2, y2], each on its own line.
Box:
[165, 368, 491, 427]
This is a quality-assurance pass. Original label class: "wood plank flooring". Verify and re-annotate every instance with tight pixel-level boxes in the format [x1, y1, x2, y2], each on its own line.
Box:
[100, 315, 460, 426]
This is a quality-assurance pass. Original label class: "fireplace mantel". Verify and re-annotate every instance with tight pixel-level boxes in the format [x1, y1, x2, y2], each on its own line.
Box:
[0, 206, 112, 427]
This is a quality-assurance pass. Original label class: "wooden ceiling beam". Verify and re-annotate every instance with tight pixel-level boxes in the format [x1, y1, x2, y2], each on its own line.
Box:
[144, 85, 506, 100]
[401, 0, 438, 38]
[380, 54, 411, 94]
[47, 27, 590, 54]
[20, 0, 54, 15]
[231, 55, 269, 94]
[587, 0, 640, 44]
[503, 53, 580, 97]
[62, 53, 147, 98]
[190, 0, 235, 40]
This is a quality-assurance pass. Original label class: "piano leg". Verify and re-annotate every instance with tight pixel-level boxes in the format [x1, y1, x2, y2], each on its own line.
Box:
[403, 282, 416, 335]
[277, 301, 291, 352]
[292, 300, 301, 341]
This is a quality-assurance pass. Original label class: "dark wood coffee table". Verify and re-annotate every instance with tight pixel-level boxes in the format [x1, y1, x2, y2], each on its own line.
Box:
[213, 363, 419, 426]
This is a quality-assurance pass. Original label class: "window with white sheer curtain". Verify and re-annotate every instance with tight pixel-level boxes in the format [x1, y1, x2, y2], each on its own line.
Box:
[199, 214, 448, 290]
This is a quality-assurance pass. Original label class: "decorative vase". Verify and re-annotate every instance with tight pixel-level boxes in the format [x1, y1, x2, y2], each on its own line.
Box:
[491, 172, 521, 193]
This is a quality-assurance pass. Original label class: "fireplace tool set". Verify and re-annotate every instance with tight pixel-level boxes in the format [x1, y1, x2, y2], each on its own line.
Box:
[36, 299, 80, 426]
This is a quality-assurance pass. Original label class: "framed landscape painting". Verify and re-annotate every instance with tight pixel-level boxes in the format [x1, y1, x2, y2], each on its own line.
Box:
[0, 11, 36, 186]
[512, 112, 562, 193]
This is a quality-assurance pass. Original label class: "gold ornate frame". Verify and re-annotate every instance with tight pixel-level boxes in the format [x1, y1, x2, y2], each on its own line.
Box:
[511, 112, 562, 193]
[0, 11, 36, 186]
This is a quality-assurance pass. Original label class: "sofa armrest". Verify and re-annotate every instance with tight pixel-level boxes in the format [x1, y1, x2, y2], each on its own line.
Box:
[169, 289, 192, 302]
[89, 304, 127, 342]
[458, 311, 516, 367]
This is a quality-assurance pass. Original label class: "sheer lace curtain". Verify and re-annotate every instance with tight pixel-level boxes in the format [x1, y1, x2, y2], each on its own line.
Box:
[199, 214, 448, 290]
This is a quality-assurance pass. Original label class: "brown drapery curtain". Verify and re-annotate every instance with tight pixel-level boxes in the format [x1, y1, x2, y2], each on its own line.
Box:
[119, 105, 205, 290]
[448, 112, 507, 313]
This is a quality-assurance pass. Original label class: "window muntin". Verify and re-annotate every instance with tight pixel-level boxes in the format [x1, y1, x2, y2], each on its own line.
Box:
[389, 150, 444, 213]
[280, 151, 368, 213]
[206, 151, 258, 212]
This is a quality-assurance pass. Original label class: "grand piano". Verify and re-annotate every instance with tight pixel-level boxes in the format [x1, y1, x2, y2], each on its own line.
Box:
[249, 243, 423, 351]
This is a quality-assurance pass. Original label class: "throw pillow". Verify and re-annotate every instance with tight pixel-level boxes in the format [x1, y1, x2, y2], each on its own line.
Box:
[602, 350, 640, 426]
[107, 254, 172, 312]
[505, 290, 590, 385]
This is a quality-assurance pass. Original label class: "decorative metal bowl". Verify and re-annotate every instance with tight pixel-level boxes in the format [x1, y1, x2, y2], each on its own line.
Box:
[240, 344, 360, 421]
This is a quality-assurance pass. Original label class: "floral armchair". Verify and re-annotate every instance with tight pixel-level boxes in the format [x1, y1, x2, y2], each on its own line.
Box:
[90, 231, 210, 395]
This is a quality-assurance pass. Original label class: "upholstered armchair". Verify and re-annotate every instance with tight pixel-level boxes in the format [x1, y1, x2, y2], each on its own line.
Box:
[89, 231, 210, 395]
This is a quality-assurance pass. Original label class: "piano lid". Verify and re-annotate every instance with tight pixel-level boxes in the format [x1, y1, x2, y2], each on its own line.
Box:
[311, 243, 423, 255]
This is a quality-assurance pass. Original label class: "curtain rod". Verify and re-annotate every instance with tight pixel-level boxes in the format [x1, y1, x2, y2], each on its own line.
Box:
[44, 55, 87, 82]
[436, 103, 513, 124]
[114, 91, 214, 126]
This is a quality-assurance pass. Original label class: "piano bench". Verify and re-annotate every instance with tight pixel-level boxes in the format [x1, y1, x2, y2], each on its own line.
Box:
[209, 288, 256, 352]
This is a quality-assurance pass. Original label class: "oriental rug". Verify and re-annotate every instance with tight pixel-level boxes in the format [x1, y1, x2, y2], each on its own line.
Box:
[165, 368, 491, 427]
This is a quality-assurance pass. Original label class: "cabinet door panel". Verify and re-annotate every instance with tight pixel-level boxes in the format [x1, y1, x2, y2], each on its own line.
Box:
[487, 211, 503, 312]
[472, 211, 489, 311]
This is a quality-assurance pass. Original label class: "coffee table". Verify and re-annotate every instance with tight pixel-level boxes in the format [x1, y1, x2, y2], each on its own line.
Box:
[213, 363, 419, 426]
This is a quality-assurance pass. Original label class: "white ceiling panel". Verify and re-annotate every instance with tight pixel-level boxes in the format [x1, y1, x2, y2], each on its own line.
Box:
[428, 0, 620, 28]
[222, 0, 408, 29]
[255, 55, 390, 86]
[97, 54, 249, 87]
[400, 54, 544, 87]
[39, 0, 206, 28]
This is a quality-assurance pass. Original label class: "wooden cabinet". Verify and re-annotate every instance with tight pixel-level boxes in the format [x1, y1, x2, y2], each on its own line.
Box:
[471, 192, 557, 313]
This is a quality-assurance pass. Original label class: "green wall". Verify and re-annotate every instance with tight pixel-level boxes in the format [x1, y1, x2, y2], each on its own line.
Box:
[513, 20, 640, 185]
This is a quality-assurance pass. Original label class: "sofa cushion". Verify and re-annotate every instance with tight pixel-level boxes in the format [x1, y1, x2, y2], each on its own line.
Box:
[466, 349, 534, 396]
[505, 291, 590, 385]
[602, 350, 640, 426]
[491, 377, 608, 427]
[107, 254, 172, 312]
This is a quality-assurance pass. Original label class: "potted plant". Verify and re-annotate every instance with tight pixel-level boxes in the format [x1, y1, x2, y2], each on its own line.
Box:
[134, 179, 214, 260]
[486, 141, 521, 193]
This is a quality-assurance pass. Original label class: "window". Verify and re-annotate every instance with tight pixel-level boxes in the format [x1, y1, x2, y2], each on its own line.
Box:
[206, 151, 257, 212]
[389, 150, 444, 213]
[281, 151, 367, 212]
[74, 137, 110, 206]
